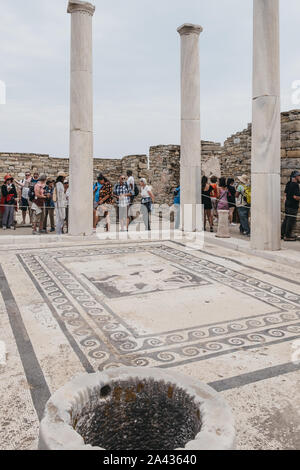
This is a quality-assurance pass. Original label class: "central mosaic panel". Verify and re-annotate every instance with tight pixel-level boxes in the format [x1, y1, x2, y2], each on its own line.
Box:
[82, 251, 210, 298]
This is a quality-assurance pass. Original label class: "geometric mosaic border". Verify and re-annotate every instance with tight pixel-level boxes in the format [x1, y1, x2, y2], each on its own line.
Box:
[17, 243, 300, 370]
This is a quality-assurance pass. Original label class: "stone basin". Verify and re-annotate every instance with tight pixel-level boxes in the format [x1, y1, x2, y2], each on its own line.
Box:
[39, 367, 235, 450]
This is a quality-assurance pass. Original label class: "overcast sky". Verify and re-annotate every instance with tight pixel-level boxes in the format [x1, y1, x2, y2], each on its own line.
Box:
[1, 0, 300, 158]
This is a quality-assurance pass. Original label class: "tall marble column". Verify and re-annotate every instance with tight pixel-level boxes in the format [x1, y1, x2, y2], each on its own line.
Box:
[67, 0, 95, 236]
[177, 24, 203, 232]
[251, 0, 281, 251]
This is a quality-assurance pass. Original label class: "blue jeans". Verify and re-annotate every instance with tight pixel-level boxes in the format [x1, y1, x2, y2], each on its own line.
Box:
[238, 206, 250, 235]
[141, 202, 152, 231]
[2, 205, 14, 228]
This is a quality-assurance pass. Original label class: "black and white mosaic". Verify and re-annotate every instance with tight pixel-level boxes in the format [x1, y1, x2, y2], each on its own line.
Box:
[17, 243, 300, 370]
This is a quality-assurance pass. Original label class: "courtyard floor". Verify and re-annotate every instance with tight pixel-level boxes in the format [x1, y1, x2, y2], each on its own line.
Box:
[0, 234, 300, 450]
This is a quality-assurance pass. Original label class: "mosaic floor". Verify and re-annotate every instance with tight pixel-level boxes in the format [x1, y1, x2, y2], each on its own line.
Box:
[0, 240, 299, 450]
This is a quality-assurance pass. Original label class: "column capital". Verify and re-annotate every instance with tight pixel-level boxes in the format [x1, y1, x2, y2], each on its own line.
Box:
[67, 0, 95, 16]
[177, 23, 203, 36]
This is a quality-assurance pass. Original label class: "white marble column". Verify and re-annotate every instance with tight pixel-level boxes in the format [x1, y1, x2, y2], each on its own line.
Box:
[177, 24, 203, 232]
[251, 0, 281, 251]
[67, 0, 95, 236]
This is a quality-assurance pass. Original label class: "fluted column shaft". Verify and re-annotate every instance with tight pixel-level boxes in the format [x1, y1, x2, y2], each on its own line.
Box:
[68, 0, 95, 236]
[251, 0, 281, 250]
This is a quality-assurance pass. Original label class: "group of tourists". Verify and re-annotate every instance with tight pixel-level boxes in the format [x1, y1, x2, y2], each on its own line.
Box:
[1, 167, 299, 240]
[0, 170, 69, 234]
[198, 170, 300, 241]
[0, 169, 155, 234]
[200, 174, 251, 236]
[93, 171, 155, 232]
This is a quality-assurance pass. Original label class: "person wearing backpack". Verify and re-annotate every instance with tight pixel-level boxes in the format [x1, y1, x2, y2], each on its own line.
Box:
[42, 179, 55, 233]
[127, 170, 139, 224]
[173, 185, 181, 229]
[93, 175, 103, 229]
[15, 171, 32, 225]
[113, 175, 132, 232]
[97, 174, 113, 232]
[31, 174, 47, 234]
[236, 175, 251, 236]
[127, 171, 135, 197]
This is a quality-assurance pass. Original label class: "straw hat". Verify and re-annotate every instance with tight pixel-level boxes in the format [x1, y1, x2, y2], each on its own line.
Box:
[57, 171, 67, 178]
[238, 174, 249, 185]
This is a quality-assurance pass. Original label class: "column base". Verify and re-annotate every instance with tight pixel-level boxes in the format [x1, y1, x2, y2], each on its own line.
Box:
[250, 173, 281, 251]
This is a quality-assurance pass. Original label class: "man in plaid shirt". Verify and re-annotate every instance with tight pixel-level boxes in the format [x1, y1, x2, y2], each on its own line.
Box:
[113, 175, 131, 231]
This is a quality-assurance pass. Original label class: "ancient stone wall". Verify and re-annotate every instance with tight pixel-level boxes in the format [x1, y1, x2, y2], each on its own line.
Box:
[0, 153, 148, 188]
[148, 142, 222, 205]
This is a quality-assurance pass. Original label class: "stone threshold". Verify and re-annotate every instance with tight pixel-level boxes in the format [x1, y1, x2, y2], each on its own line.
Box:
[204, 231, 300, 269]
[0, 233, 137, 250]
[1, 231, 300, 271]
[0, 230, 188, 250]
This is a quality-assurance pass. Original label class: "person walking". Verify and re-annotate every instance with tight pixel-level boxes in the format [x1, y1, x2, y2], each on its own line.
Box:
[113, 175, 131, 232]
[54, 172, 66, 235]
[281, 170, 300, 241]
[140, 178, 155, 231]
[93, 175, 103, 229]
[127, 170, 138, 223]
[98, 174, 113, 232]
[236, 175, 251, 236]
[32, 174, 47, 234]
[173, 185, 181, 230]
[202, 176, 214, 232]
[1, 175, 17, 230]
[43, 179, 55, 233]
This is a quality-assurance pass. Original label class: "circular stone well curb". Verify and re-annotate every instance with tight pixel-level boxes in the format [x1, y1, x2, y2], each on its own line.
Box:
[39, 367, 235, 450]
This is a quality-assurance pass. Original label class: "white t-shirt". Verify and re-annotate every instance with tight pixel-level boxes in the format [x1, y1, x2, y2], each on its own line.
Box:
[141, 185, 152, 199]
[20, 179, 30, 200]
[127, 176, 135, 193]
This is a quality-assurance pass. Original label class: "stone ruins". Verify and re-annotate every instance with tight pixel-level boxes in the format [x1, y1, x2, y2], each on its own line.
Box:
[1, 0, 299, 240]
